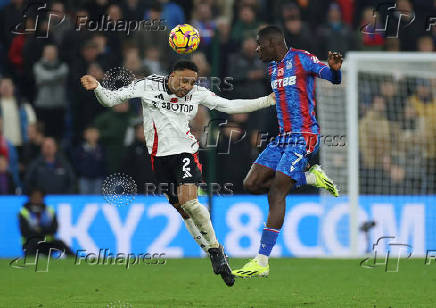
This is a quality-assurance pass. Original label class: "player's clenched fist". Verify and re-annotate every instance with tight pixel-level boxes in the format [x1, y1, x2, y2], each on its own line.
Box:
[80, 75, 98, 90]
[327, 51, 343, 71]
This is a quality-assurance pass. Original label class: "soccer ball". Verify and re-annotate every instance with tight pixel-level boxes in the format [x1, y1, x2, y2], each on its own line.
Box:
[169, 24, 200, 54]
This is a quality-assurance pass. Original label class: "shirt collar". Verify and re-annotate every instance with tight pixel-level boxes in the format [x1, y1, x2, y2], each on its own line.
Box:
[164, 76, 173, 95]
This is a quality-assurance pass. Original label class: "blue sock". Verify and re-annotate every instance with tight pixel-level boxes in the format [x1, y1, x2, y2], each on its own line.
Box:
[258, 227, 280, 256]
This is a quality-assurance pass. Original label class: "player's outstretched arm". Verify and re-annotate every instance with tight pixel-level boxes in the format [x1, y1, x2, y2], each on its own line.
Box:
[80, 75, 144, 107]
[200, 89, 275, 114]
[299, 51, 342, 85]
[318, 51, 343, 84]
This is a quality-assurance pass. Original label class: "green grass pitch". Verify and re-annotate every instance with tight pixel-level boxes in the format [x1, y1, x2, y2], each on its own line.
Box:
[0, 258, 434, 307]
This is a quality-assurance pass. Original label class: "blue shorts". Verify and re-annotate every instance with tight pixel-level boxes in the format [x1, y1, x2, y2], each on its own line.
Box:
[254, 134, 319, 187]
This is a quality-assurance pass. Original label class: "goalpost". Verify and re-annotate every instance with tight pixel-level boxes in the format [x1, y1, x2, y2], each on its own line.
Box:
[317, 52, 436, 257]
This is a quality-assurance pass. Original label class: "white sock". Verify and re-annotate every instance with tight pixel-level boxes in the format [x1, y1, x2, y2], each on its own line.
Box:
[184, 218, 209, 253]
[305, 171, 316, 185]
[181, 199, 219, 249]
[255, 254, 269, 267]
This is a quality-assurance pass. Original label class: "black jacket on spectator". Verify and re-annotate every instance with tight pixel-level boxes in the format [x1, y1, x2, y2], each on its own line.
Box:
[0, 171, 15, 195]
[72, 143, 106, 179]
[25, 155, 76, 194]
[121, 140, 155, 194]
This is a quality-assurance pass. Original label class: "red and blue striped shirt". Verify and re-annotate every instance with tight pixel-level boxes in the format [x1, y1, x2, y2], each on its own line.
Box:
[268, 48, 341, 140]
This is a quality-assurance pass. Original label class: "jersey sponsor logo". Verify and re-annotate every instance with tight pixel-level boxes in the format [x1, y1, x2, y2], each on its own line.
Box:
[161, 102, 194, 113]
[271, 75, 296, 89]
[170, 97, 178, 103]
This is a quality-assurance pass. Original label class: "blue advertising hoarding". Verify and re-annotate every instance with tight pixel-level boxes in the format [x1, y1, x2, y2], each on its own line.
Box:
[0, 195, 434, 258]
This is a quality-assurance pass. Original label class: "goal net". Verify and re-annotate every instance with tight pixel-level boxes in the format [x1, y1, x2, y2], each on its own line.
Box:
[317, 53, 436, 256]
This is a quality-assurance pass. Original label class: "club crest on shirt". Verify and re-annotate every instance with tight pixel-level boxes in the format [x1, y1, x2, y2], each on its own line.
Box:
[286, 60, 292, 69]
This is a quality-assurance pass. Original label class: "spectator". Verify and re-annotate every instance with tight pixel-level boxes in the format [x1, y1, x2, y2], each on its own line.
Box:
[25, 137, 76, 194]
[216, 115, 253, 194]
[122, 124, 155, 194]
[228, 36, 266, 99]
[387, 0, 422, 52]
[50, 1, 73, 47]
[143, 47, 165, 75]
[316, 3, 355, 58]
[72, 126, 106, 195]
[102, 4, 123, 67]
[121, 0, 147, 22]
[407, 79, 436, 192]
[123, 46, 148, 77]
[0, 0, 25, 50]
[136, 2, 173, 70]
[192, 2, 216, 57]
[380, 79, 406, 125]
[94, 102, 136, 173]
[282, 4, 316, 53]
[73, 62, 106, 142]
[19, 122, 44, 178]
[59, 8, 93, 64]
[0, 116, 21, 193]
[359, 96, 392, 194]
[0, 78, 36, 146]
[357, 7, 384, 51]
[384, 38, 401, 52]
[19, 187, 73, 256]
[0, 154, 15, 194]
[210, 16, 234, 80]
[86, 0, 109, 21]
[69, 41, 105, 142]
[231, 5, 260, 46]
[145, 0, 185, 30]
[417, 36, 434, 52]
[33, 45, 69, 140]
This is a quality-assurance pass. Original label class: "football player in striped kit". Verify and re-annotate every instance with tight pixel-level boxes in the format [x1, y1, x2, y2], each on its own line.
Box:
[233, 26, 342, 278]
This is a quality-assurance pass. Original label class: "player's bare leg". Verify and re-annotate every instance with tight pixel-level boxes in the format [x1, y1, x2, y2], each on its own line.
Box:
[245, 162, 338, 196]
[266, 172, 295, 229]
[172, 203, 208, 253]
[177, 184, 234, 286]
[243, 163, 275, 194]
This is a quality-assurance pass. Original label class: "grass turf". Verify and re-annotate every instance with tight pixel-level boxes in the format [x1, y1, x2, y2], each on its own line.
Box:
[0, 257, 434, 308]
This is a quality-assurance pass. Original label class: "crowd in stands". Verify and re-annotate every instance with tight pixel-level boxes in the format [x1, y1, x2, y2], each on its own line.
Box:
[0, 0, 434, 195]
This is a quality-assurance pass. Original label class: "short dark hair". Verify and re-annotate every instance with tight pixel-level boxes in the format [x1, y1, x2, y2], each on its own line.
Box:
[258, 25, 284, 40]
[171, 60, 198, 73]
[28, 186, 46, 197]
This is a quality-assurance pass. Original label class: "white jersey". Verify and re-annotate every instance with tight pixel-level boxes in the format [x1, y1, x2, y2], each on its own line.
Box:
[94, 74, 274, 157]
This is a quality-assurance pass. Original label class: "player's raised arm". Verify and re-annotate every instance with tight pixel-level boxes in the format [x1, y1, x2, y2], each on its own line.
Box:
[298, 51, 343, 84]
[80, 75, 146, 107]
[199, 88, 275, 114]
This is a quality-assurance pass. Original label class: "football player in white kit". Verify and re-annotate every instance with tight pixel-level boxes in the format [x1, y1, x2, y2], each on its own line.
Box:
[81, 60, 275, 286]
